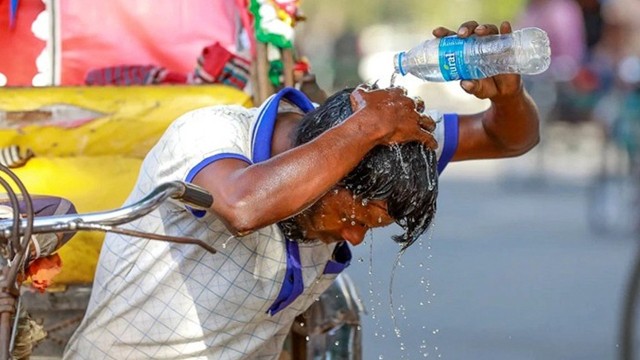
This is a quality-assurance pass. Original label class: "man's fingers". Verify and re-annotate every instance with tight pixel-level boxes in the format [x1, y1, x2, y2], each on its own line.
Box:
[475, 24, 499, 36]
[457, 21, 479, 37]
[350, 88, 368, 111]
[418, 114, 436, 132]
[413, 96, 425, 113]
[419, 132, 438, 150]
[355, 83, 373, 92]
[460, 80, 477, 94]
[500, 21, 512, 34]
[390, 86, 409, 96]
[460, 79, 498, 99]
[432, 26, 456, 38]
[435, 21, 509, 39]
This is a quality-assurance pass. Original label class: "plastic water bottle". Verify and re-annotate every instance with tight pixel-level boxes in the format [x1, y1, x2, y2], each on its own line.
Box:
[393, 27, 551, 82]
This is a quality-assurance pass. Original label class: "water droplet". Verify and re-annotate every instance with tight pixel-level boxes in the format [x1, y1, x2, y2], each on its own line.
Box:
[222, 234, 235, 249]
[358, 257, 364, 263]
[334, 340, 340, 346]
[351, 221, 356, 226]
[305, 336, 310, 341]
[299, 322, 304, 327]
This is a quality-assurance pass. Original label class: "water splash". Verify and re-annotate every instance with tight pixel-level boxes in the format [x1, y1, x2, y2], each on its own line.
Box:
[389, 247, 408, 339]
[390, 71, 400, 87]
[392, 144, 409, 177]
[420, 146, 436, 191]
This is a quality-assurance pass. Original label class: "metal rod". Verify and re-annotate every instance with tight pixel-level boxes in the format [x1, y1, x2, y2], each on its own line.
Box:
[0, 164, 34, 360]
[0, 181, 186, 239]
[0, 176, 20, 258]
[79, 224, 217, 254]
[0, 267, 15, 360]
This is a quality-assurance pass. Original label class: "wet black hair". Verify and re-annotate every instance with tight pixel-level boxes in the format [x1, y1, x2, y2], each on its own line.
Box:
[293, 87, 438, 250]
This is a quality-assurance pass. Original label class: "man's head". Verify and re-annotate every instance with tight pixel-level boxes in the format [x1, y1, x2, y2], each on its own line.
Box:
[287, 86, 438, 250]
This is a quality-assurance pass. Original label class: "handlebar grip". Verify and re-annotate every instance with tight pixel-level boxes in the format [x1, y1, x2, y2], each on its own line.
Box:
[176, 182, 214, 209]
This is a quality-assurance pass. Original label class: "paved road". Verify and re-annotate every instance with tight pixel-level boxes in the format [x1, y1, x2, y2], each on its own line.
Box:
[346, 159, 637, 359]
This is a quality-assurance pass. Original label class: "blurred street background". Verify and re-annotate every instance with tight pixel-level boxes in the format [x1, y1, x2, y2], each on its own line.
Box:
[297, 0, 640, 358]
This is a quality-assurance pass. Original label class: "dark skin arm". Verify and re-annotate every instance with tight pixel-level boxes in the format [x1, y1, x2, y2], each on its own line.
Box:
[193, 87, 436, 236]
[432, 21, 540, 160]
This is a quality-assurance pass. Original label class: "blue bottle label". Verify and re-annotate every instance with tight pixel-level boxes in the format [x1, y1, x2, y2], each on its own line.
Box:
[438, 36, 474, 81]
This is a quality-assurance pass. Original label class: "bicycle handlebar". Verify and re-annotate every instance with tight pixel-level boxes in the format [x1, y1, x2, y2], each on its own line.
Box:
[0, 181, 213, 239]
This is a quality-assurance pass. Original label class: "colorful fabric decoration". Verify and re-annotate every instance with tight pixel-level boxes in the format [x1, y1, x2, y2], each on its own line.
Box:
[85, 65, 187, 86]
[268, 60, 284, 87]
[249, 0, 304, 48]
[22, 253, 63, 293]
[84, 42, 250, 90]
[193, 42, 251, 89]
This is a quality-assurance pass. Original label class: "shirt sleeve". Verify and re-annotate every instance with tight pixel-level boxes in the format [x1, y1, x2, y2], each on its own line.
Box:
[425, 109, 459, 174]
[143, 106, 253, 216]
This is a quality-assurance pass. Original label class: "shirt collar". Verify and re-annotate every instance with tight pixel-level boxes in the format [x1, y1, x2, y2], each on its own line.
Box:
[250, 87, 315, 163]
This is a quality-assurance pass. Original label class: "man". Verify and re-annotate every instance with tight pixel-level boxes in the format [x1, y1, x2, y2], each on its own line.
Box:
[64, 21, 539, 359]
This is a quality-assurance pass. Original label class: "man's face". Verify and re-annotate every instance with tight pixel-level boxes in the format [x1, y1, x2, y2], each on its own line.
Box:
[299, 187, 395, 246]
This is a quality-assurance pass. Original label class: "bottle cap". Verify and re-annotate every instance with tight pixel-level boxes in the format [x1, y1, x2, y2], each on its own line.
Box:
[394, 52, 407, 76]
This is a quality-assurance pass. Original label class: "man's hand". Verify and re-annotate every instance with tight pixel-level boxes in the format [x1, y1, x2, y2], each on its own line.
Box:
[432, 20, 524, 102]
[349, 85, 437, 150]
